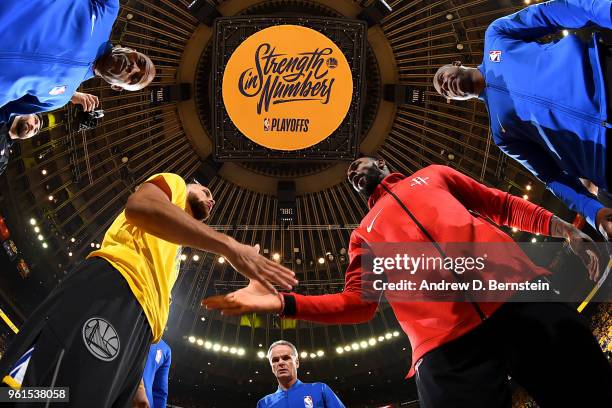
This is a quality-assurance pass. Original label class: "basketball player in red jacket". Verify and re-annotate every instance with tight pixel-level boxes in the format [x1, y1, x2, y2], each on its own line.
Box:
[205, 157, 612, 408]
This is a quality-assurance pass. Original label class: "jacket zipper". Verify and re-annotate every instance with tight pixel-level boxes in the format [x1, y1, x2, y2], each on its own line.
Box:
[381, 184, 487, 322]
[487, 83, 610, 128]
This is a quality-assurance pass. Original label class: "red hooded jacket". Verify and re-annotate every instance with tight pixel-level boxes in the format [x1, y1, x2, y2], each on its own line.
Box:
[281, 165, 553, 377]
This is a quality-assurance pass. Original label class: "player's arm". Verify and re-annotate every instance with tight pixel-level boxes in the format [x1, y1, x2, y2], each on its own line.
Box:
[132, 379, 150, 408]
[439, 165, 601, 280]
[124, 175, 297, 292]
[204, 234, 379, 323]
[499, 138, 604, 230]
[152, 348, 170, 408]
[489, 0, 612, 41]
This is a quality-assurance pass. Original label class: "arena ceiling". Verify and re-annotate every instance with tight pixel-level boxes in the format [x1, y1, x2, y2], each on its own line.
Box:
[0, 1, 570, 406]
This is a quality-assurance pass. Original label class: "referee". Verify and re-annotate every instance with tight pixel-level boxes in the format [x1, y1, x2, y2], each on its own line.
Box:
[0, 173, 296, 407]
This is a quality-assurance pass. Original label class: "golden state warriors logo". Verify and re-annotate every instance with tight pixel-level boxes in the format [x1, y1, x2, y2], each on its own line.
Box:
[222, 25, 353, 151]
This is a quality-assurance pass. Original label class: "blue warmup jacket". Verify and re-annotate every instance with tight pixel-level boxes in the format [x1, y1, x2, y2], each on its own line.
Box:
[256, 380, 345, 408]
[142, 339, 171, 408]
[480, 0, 612, 228]
[0, 0, 119, 119]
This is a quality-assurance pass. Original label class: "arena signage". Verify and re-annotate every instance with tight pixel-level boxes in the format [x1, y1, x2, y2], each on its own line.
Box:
[222, 25, 353, 151]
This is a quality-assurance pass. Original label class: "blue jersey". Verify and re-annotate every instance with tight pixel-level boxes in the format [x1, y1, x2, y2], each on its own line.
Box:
[0, 0, 119, 118]
[257, 380, 345, 408]
[142, 339, 171, 408]
[480, 0, 612, 228]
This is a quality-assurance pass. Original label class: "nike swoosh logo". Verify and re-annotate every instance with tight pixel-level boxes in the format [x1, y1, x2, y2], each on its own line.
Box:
[91, 14, 97, 36]
[366, 209, 382, 233]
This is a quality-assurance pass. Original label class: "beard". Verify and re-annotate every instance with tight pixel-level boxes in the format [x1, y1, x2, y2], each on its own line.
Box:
[188, 193, 210, 222]
[361, 166, 386, 197]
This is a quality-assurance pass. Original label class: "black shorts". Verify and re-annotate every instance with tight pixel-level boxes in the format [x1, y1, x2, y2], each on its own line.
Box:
[415, 302, 612, 408]
[0, 257, 152, 407]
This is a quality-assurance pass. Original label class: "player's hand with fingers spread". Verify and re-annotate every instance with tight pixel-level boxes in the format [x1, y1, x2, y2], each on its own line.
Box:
[70, 91, 100, 112]
[550, 216, 602, 282]
[203, 279, 283, 316]
[223, 242, 298, 294]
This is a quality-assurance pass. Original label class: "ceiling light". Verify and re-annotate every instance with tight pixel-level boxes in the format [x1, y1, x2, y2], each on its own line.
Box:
[188, 336, 196, 343]
[393, 331, 400, 337]
[526, 184, 532, 191]
[562, 29, 569, 36]
[41, 169, 47, 175]
[68, 252, 73, 257]
[309, 353, 316, 358]
[180, 254, 187, 261]
[237, 348, 245, 356]
[318, 257, 325, 264]
[37, 234, 44, 241]
[446, 13, 454, 20]
[531, 238, 537, 243]
[70, 237, 75, 242]
[196, 339, 204, 346]
[523, 194, 529, 200]
[95, 243, 100, 248]
[257, 351, 266, 358]
[42, 242, 48, 249]
[351, 343, 359, 351]
[385, 333, 392, 339]
[218, 256, 225, 264]
[193, 254, 200, 261]
[212, 344, 221, 352]
[48, 195, 53, 201]
[221, 346, 229, 352]
[456, 43, 464, 50]
[272, 253, 280, 261]
[344, 345, 351, 352]
[378, 336, 384, 342]
[34, 226, 40, 233]
[204, 341, 212, 349]
[300, 351, 308, 359]
[316, 350, 324, 357]
[336, 347, 344, 354]
[29, 218, 36, 225]
[512, 227, 518, 233]
[201, 316, 206, 321]
[360, 341, 368, 349]
[368, 338, 376, 346]
[91, 243, 95, 247]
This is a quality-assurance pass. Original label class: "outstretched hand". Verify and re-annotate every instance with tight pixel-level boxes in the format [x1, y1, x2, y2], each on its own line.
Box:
[224, 243, 297, 294]
[70, 91, 100, 112]
[552, 218, 603, 281]
[203, 279, 283, 316]
[596, 207, 612, 241]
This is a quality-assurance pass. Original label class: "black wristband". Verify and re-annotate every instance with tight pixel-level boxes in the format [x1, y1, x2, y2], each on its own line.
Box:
[282, 294, 297, 317]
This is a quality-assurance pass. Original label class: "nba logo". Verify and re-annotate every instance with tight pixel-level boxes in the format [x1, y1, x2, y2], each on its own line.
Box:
[489, 50, 501, 63]
[263, 118, 271, 131]
[303, 396, 313, 408]
[155, 349, 162, 364]
[49, 85, 67, 96]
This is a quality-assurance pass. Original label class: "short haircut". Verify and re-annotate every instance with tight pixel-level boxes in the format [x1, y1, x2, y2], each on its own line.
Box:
[267, 340, 298, 361]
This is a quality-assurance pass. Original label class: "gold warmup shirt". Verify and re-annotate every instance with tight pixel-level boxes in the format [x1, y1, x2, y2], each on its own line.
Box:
[88, 173, 186, 342]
